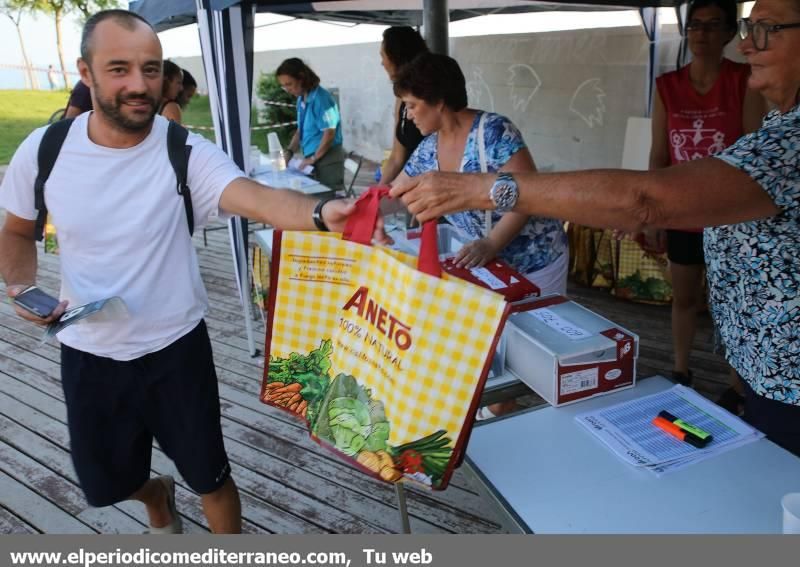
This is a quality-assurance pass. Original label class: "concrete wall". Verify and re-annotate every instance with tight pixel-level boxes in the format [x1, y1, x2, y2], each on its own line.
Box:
[174, 25, 743, 171]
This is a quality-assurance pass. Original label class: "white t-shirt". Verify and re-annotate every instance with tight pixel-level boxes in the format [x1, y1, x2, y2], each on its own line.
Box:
[0, 113, 245, 360]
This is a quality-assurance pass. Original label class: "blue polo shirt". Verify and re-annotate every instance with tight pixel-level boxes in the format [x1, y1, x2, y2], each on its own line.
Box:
[297, 86, 343, 157]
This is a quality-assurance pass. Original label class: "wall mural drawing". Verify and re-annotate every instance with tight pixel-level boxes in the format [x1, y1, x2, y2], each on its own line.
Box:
[569, 78, 607, 128]
[507, 64, 542, 113]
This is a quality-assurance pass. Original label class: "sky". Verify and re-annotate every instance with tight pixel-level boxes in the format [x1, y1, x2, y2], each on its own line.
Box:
[0, 3, 754, 75]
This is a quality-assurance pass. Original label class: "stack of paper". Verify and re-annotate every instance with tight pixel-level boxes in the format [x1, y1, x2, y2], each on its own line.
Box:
[575, 385, 764, 475]
[252, 170, 320, 190]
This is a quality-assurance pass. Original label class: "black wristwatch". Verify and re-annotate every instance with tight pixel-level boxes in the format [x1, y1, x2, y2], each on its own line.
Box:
[312, 197, 333, 231]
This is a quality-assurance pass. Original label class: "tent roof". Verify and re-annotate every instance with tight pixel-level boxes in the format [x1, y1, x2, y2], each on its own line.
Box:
[130, 0, 692, 32]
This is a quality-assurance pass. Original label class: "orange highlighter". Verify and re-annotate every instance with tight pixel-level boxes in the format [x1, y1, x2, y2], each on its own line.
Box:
[652, 416, 708, 448]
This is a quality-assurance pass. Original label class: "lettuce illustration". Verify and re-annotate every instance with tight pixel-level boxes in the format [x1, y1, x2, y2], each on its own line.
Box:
[313, 373, 390, 456]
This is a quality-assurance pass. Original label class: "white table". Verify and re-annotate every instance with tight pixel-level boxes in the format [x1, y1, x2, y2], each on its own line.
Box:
[251, 165, 333, 196]
[466, 375, 800, 533]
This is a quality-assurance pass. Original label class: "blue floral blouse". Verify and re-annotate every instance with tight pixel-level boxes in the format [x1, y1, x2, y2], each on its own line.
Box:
[710, 104, 800, 405]
[403, 111, 567, 274]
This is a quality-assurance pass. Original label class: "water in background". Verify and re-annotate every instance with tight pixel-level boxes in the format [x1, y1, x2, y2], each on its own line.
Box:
[0, 65, 79, 90]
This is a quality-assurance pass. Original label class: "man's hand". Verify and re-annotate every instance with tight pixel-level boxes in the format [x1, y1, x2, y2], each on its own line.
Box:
[389, 172, 493, 223]
[299, 157, 315, 171]
[321, 199, 390, 244]
[454, 238, 499, 269]
[6, 284, 68, 326]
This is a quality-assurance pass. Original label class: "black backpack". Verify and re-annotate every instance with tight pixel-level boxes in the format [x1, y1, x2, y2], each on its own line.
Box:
[33, 118, 195, 241]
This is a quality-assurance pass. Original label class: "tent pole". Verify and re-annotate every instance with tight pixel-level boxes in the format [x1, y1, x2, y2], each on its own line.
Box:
[423, 0, 449, 56]
[233, 216, 258, 357]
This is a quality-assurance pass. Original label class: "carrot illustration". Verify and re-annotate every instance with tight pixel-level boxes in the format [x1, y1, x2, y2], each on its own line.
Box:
[285, 393, 302, 407]
[270, 383, 302, 395]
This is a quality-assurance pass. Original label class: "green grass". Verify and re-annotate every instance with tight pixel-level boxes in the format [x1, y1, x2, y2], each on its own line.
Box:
[0, 90, 71, 164]
[181, 94, 216, 143]
[0, 91, 272, 164]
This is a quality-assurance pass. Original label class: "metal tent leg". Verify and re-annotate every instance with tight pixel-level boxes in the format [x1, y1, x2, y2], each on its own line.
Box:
[395, 482, 411, 534]
[232, 217, 259, 358]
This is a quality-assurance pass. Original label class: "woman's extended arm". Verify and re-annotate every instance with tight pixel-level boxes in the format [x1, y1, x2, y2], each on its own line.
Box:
[379, 99, 411, 185]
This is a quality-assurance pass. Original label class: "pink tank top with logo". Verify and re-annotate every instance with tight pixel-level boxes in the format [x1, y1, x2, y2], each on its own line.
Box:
[656, 58, 749, 232]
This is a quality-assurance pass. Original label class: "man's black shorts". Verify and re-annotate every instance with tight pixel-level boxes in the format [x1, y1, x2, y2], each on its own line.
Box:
[666, 229, 705, 266]
[60, 320, 231, 507]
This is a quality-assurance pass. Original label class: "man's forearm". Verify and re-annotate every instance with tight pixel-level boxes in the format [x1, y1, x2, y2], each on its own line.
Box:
[0, 230, 38, 288]
[221, 178, 319, 230]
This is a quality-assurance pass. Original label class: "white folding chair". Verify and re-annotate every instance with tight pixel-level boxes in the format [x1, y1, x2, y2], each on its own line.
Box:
[343, 153, 363, 198]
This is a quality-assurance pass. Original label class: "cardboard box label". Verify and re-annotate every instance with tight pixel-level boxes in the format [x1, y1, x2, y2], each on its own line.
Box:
[561, 367, 599, 395]
[530, 308, 592, 340]
[468, 266, 506, 290]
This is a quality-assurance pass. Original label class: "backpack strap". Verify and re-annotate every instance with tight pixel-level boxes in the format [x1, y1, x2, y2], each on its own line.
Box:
[166, 120, 194, 236]
[34, 118, 75, 241]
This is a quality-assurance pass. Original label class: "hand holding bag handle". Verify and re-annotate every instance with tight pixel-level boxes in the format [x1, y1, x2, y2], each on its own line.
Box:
[342, 187, 441, 278]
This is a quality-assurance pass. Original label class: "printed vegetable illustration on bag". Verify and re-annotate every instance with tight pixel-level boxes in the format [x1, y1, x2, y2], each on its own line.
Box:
[264, 341, 456, 487]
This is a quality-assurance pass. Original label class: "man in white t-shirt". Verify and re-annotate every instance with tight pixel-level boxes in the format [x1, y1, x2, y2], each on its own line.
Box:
[0, 10, 380, 534]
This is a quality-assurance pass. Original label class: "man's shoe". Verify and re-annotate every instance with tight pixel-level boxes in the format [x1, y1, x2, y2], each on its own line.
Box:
[475, 406, 498, 421]
[145, 476, 183, 534]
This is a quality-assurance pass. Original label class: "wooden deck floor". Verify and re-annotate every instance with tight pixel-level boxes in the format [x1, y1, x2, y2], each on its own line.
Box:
[0, 165, 731, 534]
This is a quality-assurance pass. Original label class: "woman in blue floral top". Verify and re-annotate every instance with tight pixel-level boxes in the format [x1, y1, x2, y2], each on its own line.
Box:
[392, 52, 568, 297]
[392, 0, 800, 455]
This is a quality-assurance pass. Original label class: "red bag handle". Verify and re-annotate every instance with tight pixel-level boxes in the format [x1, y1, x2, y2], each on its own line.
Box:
[342, 186, 441, 278]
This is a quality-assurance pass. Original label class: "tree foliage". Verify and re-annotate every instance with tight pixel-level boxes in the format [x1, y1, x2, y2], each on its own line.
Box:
[255, 72, 297, 149]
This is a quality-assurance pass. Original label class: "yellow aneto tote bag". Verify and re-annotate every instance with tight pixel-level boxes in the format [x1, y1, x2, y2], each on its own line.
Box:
[261, 188, 508, 490]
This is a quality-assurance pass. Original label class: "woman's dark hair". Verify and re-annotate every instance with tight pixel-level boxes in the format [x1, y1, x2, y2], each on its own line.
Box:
[687, 0, 738, 31]
[182, 69, 197, 90]
[382, 26, 428, 68]
[393, 52, 467, 112]
[162, 60, 182, 97]
[275, 57, 320, 92]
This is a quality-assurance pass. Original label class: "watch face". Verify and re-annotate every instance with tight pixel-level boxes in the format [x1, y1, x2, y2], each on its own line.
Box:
[492, 175, 518, 211]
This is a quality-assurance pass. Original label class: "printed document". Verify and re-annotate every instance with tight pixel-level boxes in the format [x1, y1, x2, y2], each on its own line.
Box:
[575, 384, 764, 475]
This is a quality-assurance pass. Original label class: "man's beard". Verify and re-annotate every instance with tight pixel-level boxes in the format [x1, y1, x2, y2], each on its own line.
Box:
[93, 83, 158, 133]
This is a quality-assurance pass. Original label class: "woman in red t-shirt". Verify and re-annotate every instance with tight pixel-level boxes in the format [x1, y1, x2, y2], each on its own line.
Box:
[649, 0, 765, 407]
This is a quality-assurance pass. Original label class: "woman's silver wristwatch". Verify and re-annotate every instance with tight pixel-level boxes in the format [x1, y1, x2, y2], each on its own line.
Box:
[489, 172, 519, 212]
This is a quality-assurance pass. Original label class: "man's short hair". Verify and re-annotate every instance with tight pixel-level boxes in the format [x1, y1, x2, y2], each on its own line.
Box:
[81, 9, 155, 64]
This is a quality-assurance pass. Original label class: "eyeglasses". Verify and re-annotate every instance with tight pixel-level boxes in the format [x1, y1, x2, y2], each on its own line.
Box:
[685, 19, 727, 33]
[738, 18, 800, 51]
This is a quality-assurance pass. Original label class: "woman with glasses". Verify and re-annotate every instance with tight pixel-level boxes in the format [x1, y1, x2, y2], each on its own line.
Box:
[649, 0, 766, 410]
[392, 0, 800, 456]
[277, 58, 344, 192]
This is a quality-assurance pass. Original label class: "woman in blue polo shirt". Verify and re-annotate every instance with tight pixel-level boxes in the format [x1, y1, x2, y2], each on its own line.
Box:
[277, 58, 344, 192]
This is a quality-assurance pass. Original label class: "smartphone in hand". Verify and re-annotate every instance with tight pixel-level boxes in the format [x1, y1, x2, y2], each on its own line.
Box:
[13, 286, 61, 318]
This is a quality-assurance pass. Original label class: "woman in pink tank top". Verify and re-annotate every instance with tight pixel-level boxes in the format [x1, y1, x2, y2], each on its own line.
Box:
[649, 0, 766, 409]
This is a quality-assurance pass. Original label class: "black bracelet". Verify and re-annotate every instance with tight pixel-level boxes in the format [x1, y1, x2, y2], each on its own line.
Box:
[312, 197, 333, 231]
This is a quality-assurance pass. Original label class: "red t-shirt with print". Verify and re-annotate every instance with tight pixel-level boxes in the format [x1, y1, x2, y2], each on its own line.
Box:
[656, 58, 749, 232]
